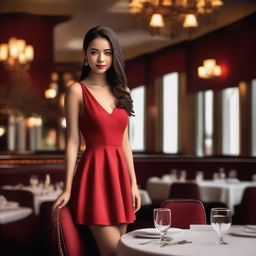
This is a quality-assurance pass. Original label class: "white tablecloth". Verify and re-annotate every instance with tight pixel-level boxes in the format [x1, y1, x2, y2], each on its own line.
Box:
[139, 189, 152, 206]
[0, 207, 33, 224]
[1, 185, 62, 215]
[146, 179, 255, 212]
[117, 225, 256, 256]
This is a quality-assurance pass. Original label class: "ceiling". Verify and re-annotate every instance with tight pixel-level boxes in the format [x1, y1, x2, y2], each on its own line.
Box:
[1, 0, 256, 63]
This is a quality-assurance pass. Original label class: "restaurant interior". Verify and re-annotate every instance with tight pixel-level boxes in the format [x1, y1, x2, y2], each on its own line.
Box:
[0, 0, 256, 255]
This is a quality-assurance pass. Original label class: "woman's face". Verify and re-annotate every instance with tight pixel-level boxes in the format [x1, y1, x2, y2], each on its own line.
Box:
[85, 37, 113, 74]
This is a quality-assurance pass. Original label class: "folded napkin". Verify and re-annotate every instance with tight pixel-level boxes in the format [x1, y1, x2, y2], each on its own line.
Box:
[0, 195, 7, 206]
[0, 195, 19, 210]
[190, 225, 214, 231]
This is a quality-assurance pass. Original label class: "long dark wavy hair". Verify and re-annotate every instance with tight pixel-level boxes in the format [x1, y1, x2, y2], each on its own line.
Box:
[80, 25, 134, 116]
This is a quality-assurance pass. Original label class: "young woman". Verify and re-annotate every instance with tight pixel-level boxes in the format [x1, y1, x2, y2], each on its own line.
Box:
[52, 25, 141, 256]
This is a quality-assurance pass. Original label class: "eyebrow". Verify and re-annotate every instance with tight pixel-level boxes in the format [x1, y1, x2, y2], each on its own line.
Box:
[89, 48, 112, 51]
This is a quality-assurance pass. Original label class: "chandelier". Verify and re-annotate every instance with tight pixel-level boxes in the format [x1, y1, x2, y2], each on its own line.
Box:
[129, 0, 224, 37]
[0, 37, 34, 70]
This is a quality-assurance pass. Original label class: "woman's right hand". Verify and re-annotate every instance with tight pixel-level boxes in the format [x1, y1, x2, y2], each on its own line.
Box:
[51, 190, 71, 225]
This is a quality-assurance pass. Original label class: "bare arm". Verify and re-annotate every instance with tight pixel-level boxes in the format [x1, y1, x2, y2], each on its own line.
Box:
[64, 83, 81, 192]
[52, 83, 81, 221]
[122, 87, 141, 213]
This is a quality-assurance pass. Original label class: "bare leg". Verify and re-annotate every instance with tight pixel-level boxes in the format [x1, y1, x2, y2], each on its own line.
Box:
[119, 223, 127, 236]
[88, 224, 121, 256]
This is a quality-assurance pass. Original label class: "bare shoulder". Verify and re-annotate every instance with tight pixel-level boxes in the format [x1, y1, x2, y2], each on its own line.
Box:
[65, 82, 82, 97]
[124, 86, 131, 93]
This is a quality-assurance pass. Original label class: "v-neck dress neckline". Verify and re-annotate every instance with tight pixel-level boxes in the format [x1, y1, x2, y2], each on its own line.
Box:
[81, 81, 117, 116]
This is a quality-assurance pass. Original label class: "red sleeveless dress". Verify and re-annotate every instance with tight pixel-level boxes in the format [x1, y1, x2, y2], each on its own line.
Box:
[70, 81, 136, 225]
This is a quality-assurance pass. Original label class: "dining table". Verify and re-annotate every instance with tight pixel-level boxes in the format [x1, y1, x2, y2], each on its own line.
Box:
[1, 185, 152, 215]
[146, 177, 256, 212]
[1, 185, 62, 215]
[0, 205, 33, 224]
[117, 225, 256, 256]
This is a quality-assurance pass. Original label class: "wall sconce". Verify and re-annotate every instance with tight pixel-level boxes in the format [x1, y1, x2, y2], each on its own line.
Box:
[45, 72, 59, 99]
[198, 59, 222, 79]
[0, 37, 34, 70]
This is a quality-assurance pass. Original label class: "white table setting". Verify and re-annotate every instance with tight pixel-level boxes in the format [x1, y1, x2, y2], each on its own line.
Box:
[146, 171, 256, 212]
[117, 204, 256, 256]
[1, 174, 63, 215]
[0, 195, 33, 224]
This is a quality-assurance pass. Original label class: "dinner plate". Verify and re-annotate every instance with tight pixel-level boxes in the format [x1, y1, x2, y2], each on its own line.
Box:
[0, 201, 19, 210]
[133, 228, 183, 238]
[229, 229, 256, 238]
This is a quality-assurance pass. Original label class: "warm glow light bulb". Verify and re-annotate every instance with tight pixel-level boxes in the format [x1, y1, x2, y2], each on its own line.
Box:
[129, 0, 142, 13]
[213, 65, 222, 76]
[203, 59, 216, 70]
[0, 126, 5, 137]
[45, 88, 57, 99]
[198, 66, 207, 78]
[25, 45, 34, 61]
[34, 117, 42, 127]
[183, 14, 198, 28]
[27, 117, 37, 128]
[61, 118, 66, 128]
[150, 13, 164, 28]
[0, 44, 8, 60]
[212, 0, 224, 7]
[18, 53, 27, 64]
[17, 39, 26, 53]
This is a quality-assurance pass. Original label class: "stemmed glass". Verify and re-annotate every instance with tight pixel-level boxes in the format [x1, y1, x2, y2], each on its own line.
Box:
[29, 175, 39, 188]
[210, 208, 232, 244]
[153, 208, 171, 246]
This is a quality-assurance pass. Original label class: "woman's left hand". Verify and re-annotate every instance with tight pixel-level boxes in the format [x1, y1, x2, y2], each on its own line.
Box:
[131, 185, 141, 213]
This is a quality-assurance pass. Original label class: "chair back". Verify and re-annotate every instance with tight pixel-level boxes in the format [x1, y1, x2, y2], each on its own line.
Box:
[56, 205, 99, 256]
[0, 189, 34, 208]
[161, 199, 206, 229]
[238, 187, 256, 224]
[169, 182, 201, 200]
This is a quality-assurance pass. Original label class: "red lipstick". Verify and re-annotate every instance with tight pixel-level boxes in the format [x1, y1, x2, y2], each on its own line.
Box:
[96, 65, 106, 69]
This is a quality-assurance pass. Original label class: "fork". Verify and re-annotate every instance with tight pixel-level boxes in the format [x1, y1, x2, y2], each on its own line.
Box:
[160, 240, 192, 247]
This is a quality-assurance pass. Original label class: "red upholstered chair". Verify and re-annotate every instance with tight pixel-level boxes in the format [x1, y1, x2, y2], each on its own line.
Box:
[56, 205, 99, 256]
[169, 182, 201, 200]
[234, 187, 256, 224]
[161, 199, 206, 229]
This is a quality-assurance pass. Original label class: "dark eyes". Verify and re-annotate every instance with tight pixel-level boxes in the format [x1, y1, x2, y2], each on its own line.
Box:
[90, 51, 112, 56]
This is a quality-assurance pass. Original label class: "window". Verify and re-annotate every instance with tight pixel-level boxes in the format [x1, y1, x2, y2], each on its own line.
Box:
[222, 87, 240, 155]
[162, 72, 179, 153]
[196, 90, 214, 156]
[252, 79, 256, 156]
[129, 86, 145, 151]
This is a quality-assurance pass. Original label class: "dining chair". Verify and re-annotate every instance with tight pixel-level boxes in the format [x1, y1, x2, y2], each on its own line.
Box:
[161, 199, 207, 229]
[169, 182, 201, 200]
[234, 187, 256, 224]
[0, 189, 34, 209]
[56, 205, 99, 256]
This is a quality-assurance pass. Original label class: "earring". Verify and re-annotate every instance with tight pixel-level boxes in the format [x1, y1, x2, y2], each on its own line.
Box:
[84, 59, 88, 67]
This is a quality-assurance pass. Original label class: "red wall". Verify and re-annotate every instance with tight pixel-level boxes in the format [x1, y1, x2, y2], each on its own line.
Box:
[187, 13, 256, 92]
[125, 13, 256, 93]
[0, 13, 69, 97]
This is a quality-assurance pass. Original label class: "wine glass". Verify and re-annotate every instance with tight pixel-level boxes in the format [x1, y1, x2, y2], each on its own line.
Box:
[210, 208, 232, 244]
[29, 175, 39, 188]
[153, 208, 171, 246]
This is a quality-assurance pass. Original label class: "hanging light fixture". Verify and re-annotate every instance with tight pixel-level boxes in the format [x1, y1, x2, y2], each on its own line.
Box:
[0, 37, 34, 70]
[129, 0, 224, 37]
[183, 14, 198, 28]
